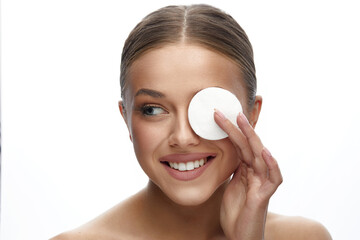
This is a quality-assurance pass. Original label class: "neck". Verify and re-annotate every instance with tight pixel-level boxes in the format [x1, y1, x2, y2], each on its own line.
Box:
[142, 180, 228, 240]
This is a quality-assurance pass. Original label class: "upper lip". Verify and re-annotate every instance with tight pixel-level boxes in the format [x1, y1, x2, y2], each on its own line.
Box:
[159, 153, 216, 163]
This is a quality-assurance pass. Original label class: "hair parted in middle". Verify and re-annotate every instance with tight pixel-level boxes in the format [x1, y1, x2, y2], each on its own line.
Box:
[120, 4, 257, 108]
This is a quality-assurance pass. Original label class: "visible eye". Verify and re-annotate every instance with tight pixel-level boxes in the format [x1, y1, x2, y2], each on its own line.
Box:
[141, 105, 167, 116]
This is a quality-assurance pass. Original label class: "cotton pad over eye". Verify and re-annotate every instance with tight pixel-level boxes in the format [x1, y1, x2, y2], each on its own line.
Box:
[188, 87, 243, 140]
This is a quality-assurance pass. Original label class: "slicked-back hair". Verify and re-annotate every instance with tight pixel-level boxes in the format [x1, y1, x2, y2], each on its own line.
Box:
[120, 4, 257, 108]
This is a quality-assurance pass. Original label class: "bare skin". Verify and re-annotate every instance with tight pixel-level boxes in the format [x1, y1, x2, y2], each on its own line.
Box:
[51, 187, 331, 240]
[51, 44, 332, 240]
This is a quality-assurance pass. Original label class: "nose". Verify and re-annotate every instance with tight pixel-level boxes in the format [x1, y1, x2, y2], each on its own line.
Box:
[168, 109, 200, 148]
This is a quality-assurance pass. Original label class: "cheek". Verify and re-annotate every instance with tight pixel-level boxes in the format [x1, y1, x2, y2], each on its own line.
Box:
[216, 139, 240, 173]
[130, 118, 168, 162]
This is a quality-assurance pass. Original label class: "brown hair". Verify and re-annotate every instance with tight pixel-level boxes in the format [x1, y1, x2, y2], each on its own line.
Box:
[120, 4, 257, 108]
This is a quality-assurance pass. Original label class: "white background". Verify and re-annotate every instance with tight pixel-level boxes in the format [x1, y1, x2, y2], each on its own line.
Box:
[1, 0, 360, 239]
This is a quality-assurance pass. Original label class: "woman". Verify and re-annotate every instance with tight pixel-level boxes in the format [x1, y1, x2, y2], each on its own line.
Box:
[52, 4, 331, 239]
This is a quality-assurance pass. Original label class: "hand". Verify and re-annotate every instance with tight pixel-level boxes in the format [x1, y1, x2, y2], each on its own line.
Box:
[214, 110, 283, 240]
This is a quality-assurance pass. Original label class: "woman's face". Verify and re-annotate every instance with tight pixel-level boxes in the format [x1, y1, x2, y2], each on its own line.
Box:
[121, 44, 260, 206]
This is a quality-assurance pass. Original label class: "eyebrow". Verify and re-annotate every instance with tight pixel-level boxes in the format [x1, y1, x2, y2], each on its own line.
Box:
[135, 88, 165, 98]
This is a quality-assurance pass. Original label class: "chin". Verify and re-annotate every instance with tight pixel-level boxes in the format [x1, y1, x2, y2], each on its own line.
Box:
[162, 178, 230, 207]
[167, 186, 215, 206]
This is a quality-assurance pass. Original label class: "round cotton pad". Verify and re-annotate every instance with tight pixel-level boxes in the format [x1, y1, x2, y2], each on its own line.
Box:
[188, 87, 243, 140]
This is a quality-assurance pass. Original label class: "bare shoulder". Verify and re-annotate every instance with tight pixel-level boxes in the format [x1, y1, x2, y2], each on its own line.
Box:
[266, 212, 332, 240]
[49, 190, 146, 240]
[49, 219, 120, 240]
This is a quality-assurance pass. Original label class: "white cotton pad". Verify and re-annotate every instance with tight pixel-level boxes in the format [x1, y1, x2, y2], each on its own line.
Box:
[188, 87, 243, 140]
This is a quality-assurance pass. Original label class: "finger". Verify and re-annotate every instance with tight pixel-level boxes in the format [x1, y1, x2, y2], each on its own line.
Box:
[214, 109, 254, 166]
[231, 162, 242, 182]
[236, 112, 264, 159]
[231, 161, 247, 184]
[228, 161, 249, 197]
[236, 112, 268, 179]
[262, 147, 283, 186]
[240, 161, 249, 191]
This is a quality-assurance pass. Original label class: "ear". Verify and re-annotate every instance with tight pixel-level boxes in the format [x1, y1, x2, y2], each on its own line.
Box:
[118, 100, 133, 142]
[249, 95, 262, 128]
[118, 100, 126, 120]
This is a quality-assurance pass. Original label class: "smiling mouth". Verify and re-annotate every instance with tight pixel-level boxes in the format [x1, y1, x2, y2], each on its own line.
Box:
[161, 156, 215, 171]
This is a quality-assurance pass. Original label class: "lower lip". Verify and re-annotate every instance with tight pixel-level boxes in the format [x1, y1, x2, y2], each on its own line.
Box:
[162, 158, 214, 181]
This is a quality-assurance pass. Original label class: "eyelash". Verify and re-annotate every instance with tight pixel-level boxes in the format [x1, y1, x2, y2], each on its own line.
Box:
[140, 104, 167, 116]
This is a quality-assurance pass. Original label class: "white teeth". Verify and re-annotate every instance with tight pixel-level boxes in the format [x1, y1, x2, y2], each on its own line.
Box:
[199, 159, 204, 166]
[194, 160, 200, 168]
[186, 161, 195, 171]
[178, 163, 186, 171]
[168, 158, 210, 171]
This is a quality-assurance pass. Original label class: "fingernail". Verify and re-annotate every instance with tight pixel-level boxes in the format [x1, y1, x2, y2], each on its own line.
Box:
[262, 147, 273, 165]
[214, 108, 226, 120]
[263, 147, 272, 158]
[238, 112, 249, 124]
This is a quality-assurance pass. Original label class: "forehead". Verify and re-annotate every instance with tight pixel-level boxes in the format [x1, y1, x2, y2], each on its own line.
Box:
[126, 44, 246, 101]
